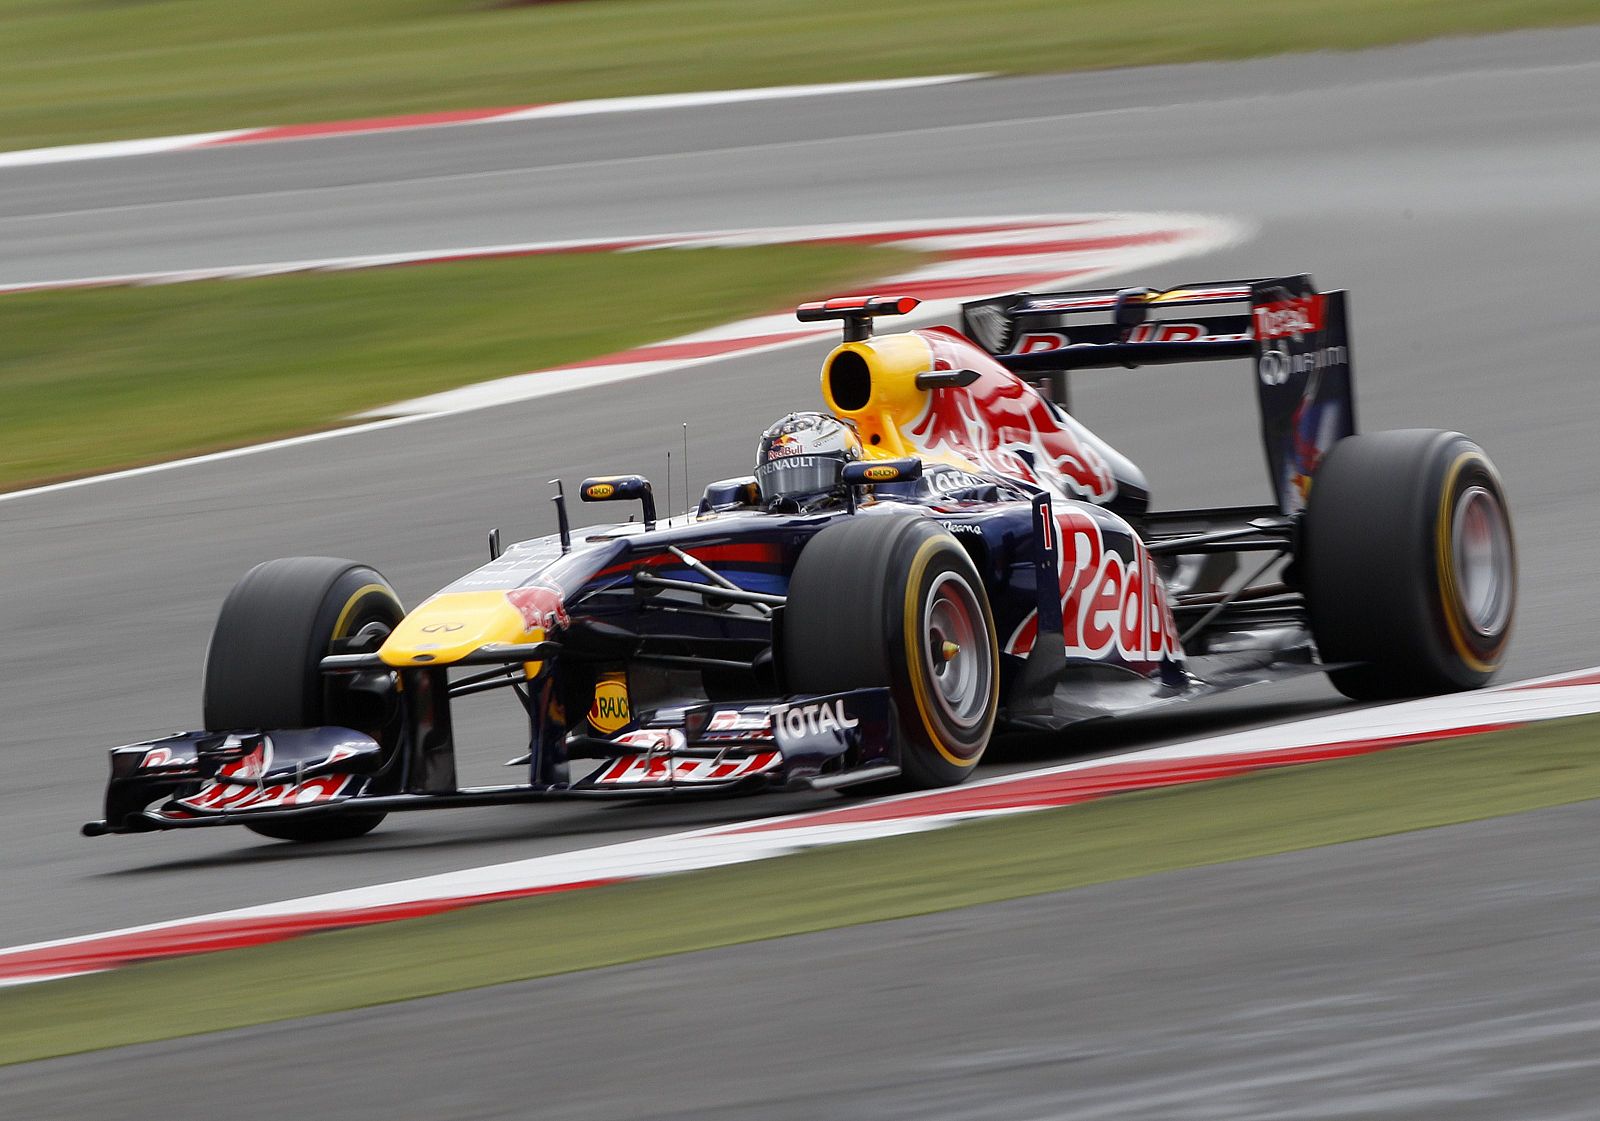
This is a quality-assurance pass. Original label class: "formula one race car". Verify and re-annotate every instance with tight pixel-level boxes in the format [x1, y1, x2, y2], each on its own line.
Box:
[85, 275, 1517, 842]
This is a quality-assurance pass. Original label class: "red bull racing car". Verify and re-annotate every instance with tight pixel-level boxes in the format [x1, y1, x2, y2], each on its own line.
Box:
[85, 275, 1517, 842]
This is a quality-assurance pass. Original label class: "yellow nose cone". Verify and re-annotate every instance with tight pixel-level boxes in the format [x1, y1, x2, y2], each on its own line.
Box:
[379, 591, 538, 667]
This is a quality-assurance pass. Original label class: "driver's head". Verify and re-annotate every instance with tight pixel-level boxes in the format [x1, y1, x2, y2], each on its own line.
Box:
[755, 412, 862, 509]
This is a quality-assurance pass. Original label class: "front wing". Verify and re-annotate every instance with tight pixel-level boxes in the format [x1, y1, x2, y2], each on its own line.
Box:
[84, 689, 900, 835]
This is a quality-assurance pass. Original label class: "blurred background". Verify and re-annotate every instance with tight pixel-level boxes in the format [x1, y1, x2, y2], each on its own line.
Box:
[3, 2, 1599, 1117]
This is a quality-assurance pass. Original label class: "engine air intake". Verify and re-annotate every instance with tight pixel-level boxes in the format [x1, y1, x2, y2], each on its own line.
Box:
[827, 350, 873, 411]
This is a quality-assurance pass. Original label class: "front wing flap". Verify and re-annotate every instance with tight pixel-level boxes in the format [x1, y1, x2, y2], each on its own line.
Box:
[571, 688, 900, 792]
[92, 727, 384, 834]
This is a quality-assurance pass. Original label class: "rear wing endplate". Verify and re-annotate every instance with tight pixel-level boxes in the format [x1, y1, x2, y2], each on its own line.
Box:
[961, 275, 1355, 514]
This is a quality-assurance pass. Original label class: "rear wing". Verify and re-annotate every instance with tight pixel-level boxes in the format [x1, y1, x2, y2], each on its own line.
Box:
[960, 275, 1355, 514]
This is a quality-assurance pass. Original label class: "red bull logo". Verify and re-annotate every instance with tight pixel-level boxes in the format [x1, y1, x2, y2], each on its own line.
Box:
[596, 751, 780, 785]
[907, 331, 1118, 503]
[1253, 295, 1325, 340]
[1014, 322, 1210, 354]
[766, 433, 801, 460]
[175, 737, 357, 812]
[1007, 506, 1183, 664]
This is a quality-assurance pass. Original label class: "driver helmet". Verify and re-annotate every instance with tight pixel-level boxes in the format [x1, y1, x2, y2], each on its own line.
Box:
[755, 412, 862, 508]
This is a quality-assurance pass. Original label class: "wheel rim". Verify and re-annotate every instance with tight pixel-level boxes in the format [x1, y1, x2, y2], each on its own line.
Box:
[344, 618, 395, 648]
[1451, 485, 1513, 637]
[326, 609, 399, 739]
[921, 572, 992, 729]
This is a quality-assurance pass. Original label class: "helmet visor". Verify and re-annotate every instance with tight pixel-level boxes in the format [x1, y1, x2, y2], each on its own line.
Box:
[756, 455, 841, 500]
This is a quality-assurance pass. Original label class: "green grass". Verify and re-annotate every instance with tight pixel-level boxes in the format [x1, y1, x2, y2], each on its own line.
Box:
[2, 1, 1597, 150]
[0, 243, 915, 491]
[6, 715, 1600, 1066]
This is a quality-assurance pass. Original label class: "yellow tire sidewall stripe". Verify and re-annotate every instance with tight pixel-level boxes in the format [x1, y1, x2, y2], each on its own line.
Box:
[1433, 452, 1506, 675]
[332, 582, 393, 642]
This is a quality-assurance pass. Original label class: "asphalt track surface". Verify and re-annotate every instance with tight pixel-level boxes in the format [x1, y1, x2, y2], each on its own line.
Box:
[1, 25, 1599, 1098]
[8, 799, 1600, 1120]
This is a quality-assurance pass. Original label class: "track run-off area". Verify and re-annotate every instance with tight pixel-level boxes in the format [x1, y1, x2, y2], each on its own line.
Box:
[3, 25, 1600, 1117]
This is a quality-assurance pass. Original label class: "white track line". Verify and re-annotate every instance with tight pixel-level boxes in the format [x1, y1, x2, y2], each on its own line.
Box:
[0, 76, 988, 170]
[490, 76, 991, 123]
[0, 129, 254, 169]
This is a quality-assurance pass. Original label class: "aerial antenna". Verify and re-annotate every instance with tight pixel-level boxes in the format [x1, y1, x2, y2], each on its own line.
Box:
[549, 479, 571, 554]
[682, 422, 691, 517]
[666, 449, 672, 526]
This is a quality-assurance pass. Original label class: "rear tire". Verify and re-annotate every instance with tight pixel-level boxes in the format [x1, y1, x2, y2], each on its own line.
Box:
[203, 557, 404, 842]
[784, 514, 999, 788]
[1304, 430, 1516, 700]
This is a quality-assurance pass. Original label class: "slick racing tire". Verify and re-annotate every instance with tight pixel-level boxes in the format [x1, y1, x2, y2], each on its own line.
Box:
[203, 557, 405, 842]
[1303, 430, 1516, 701]
[785, 513, 999, 788]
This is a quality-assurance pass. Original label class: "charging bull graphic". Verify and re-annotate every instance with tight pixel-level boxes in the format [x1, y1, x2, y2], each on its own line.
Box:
[507, 582, 570, 634]
[906, 328, 1119, 504]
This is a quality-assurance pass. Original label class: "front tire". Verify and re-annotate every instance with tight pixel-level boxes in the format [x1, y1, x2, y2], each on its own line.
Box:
[784, 514, 999, 788]
[1304, 430, 1516, 700]
[203, 557, 404, 842]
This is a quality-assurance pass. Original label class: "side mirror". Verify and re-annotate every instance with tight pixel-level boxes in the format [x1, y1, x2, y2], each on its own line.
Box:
[914, 367, 981, 390]
[841, 458, 923, 486]
[698, 476, 761, 514]
[579, 474, 656, 531]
